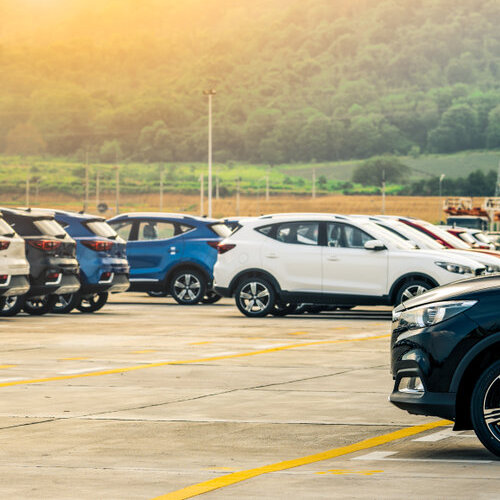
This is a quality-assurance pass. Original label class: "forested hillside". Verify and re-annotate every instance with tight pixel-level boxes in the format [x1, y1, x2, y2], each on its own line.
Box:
[1, 0, 500, 164]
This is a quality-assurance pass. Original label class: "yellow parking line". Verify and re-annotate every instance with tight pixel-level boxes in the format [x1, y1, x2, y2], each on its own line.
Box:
[287, 331, 309, 336]
[0, 365, 16, 369]
[131, 350, 157, 354]
[0, 334, 389, 389]
[189, 341, 214, 346]
[152, 420, 450, 500]
[59, 357, 89, 361]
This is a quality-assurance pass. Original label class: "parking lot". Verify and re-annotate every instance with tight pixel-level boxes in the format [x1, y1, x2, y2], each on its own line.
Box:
[0, 294, 499, 499]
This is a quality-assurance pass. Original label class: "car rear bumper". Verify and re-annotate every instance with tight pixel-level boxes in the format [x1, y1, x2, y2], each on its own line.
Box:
[0, 275, 30, 297]
[81, 273, 130, 295]
[29, 273, 81, 297]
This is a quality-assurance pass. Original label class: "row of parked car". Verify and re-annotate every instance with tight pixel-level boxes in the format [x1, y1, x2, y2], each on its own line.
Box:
[2, 208, 499, 318]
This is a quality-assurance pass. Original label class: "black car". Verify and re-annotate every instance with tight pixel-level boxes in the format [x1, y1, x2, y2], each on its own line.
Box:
[390, 274, 500, 457]
[0, 208, 80, 316]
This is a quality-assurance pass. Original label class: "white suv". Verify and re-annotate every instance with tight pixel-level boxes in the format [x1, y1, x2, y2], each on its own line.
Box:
[0, 214, 30, 308]
[213, 214, 486, 317]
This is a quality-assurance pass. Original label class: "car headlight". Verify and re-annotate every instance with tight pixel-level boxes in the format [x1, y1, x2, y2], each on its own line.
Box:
[398, 300, 477, 330]
[435, 261, 473, 275]
[486, 265, 500, 274]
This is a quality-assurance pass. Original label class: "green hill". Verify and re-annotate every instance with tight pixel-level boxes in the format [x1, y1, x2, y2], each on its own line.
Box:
[1, 0, 500, 167]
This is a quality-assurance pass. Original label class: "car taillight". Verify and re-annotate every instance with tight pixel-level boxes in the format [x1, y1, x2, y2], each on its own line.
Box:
[207, 241, 220, 249]
[0, 275, 8, 284]
[0, 241, 10, 251]
[46, 272, 60, 282]
[82, 240, 113, 252]
[28, 240, 62, 251]
[217, 243, 236, 254]
[100, 272, 112, 281]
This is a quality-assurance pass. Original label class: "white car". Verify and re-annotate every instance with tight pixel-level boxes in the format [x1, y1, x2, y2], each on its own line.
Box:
[213, 214, 486, 317]
[352, 215, 500, 274]
[0, 214, 30, 308]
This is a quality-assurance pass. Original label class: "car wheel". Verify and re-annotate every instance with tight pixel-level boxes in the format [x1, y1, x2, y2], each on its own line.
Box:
[200, 291, 222, 304]
[51, 293, 79, 314]
[77, 293, 109, 313]
[0, 295, 25, 317]
[235, 277, 276, 317]
[147, 290, 167, 297]
[170, 270, 206, 305]
[471, 360, 500, 457]
[396, 279, 433, 304]
[271, 302, 297, 317]
[23, 295, 57, 316]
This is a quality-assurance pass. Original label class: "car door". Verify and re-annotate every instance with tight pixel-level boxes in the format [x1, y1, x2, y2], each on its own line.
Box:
[322, 222, 388, 296]
[125, 219, 185, 282]
[261, 220, 322, 292]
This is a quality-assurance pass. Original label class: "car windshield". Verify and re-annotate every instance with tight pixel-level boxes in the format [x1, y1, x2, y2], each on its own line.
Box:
[0, 218, 14, 236]
[33, 219, 67, 238]
[359, 221, 416, 250]
[86, 220, 117, 239]
[474, 232, 492, 244]
[210, 223, 232, 238]
[457, 232, 477, 245]
[418, 221, 471, 249]
[375, 222, 445, 250]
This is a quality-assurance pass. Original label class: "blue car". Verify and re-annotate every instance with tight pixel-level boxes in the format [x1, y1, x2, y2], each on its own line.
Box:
[107, 213, 231, 304]
[38, 210, 130, 313]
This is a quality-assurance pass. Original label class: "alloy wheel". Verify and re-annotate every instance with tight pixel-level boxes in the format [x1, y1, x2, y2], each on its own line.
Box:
[173, 273, 201, 302]
[238, 281, 271, 314]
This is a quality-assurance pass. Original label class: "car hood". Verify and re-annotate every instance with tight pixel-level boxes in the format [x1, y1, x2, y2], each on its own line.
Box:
[396, 275, 500, 311]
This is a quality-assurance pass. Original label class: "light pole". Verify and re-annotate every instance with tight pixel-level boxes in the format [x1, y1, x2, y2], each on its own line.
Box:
[203, 89, 216, 218]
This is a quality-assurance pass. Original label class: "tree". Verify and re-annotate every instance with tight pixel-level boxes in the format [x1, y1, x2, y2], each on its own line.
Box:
[99, 140, 123, 163]
[352, 156, 410, 186]
[486, 105, 500, 148]
[5, 123, 46, 155]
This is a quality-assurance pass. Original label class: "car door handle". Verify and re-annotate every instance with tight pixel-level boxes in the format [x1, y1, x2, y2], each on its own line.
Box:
[170, 246, 177, 255]
[326, 256, 339, 261]
[265, 253, 279, 259]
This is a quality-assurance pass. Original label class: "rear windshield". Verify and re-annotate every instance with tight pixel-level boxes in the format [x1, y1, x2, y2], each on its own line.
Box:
[0, 218, 14, 236]
[210, 223, 232, 238]
[7, 217, 66, 237]
[86, 220, 117, 239]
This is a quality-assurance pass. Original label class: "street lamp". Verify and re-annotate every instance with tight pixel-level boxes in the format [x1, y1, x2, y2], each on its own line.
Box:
[203, 89, 216, 218]
[439, 174, 445, 222]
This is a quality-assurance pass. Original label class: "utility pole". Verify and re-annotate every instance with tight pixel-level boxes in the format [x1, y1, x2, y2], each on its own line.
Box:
[495, 160, 500, 198]
[265, 175, 269, 201]
[200, 173, 204, 216]
[95, 169, 100, 208]
[115, 165, 120, 215]
[25, 177, 30, 207]
[216, 176, 220, 200]
[312, 168, 316, 199]
[236, 178, 240, 216]
[381, 169, 386, 215]
[203, 89, 216, 218]
[160, 167, 164, 211]
[84, 149, 89, 212]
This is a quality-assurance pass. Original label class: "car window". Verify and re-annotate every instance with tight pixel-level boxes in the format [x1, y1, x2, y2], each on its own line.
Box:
[110, 221, 134, 241]
[210, 223, 232, 238]
[86, 220, 118, 239]
[137, 221, 175, 241]
[327, 222, 371, 248]
[0, 218, 14, 236]
[275, 222, 319, 246]
[179, 224, 194, 234]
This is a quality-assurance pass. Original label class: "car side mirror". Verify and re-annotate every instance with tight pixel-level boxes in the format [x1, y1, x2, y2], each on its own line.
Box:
[364, 239, 386, 251]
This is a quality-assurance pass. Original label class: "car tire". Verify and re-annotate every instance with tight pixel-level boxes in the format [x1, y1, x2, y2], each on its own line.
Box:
[0, 295, 25, 317]
[51, 293, 79, 314]
[23, 295, 57, 316]
[471, 360, 500, 457]
[169, 269, 206, 305]
[147, 290, 167, 297]
[235, 277, 276, 317]
[200, 290, 222, 304]
[396, 279, 433, 305]
[271, 302, 297, 317]
[77, 293, 109, 313]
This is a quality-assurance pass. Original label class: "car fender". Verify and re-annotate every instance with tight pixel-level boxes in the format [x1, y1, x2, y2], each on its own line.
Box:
[450, 333, 500, 392]
[388, 272, 439, 303]
[228, 268, 282, 295]
[164, 260, 212, 285]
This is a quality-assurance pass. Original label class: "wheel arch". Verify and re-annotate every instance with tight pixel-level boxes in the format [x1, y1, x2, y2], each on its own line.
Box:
[228, 268, 282, 297]
[389, 273, 439, 305]
[164, 261, 211, 288]
[451, 334, 500, 430]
